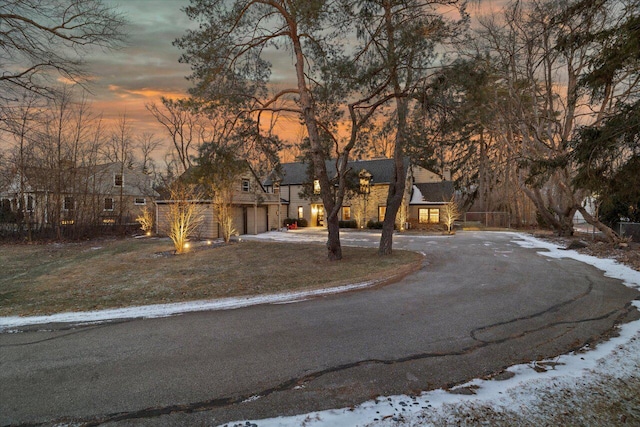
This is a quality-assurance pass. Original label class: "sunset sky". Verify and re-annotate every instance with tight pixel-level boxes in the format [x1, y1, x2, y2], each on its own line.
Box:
[85, 0, 194, 135]
[79, 0, 507, 158]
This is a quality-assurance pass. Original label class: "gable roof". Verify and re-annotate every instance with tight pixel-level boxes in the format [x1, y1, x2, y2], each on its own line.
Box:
[411, 182, 454, 204]
[266, 158, 412, 186]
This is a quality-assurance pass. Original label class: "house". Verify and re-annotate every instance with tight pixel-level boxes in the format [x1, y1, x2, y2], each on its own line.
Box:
[408, 181, 455, 228]
[264, 158, 453, 229]
[155, 164, 281, 239]
[0, 162, 159, 231]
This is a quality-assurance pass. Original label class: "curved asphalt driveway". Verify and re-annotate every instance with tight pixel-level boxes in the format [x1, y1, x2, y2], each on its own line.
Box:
[1, 231, 638, 426]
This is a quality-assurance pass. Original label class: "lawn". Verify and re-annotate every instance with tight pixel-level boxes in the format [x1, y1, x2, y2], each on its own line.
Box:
[0, 237, 423, 317]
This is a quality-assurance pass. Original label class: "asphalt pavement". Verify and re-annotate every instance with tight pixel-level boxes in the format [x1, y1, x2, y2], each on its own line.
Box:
[1, 231, 638, 426]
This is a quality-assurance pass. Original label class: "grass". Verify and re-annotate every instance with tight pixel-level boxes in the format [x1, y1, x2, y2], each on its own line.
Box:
[0, 237, 423, 317]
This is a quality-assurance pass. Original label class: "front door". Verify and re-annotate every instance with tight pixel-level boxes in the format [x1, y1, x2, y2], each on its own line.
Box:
[316, 206, 324, 226]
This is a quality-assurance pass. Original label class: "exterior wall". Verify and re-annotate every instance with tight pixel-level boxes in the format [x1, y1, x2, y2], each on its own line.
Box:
[411, 165, 441, 184]
[281, 180, 413, 229]
[156, 203, 271, 239]
[269, 204, 284, 230]
[286, 184, 314, 223]
[272, 161, 441, 229]
[408, 205, 446, 224]
[156, 202, 220, 240]
[1, 163, 158, 229]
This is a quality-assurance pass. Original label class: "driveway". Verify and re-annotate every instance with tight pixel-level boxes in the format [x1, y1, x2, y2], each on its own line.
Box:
[1, 231, 638, 426]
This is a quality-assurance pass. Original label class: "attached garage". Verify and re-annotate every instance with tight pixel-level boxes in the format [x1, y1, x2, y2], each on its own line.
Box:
[155, 201, 276, 239]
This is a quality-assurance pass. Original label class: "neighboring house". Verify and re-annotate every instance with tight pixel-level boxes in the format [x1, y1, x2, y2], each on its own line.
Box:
[408, 181, 455, 228]
[0, 162, 158, 229]
[264, 158, 453, 229]
[155, 165, 281, 239]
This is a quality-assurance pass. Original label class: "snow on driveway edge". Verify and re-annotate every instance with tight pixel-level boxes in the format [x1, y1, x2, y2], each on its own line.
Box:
[0, 280, 377, 331]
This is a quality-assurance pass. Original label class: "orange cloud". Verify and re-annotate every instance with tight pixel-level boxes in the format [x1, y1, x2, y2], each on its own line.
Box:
[107, 84, 185, 101]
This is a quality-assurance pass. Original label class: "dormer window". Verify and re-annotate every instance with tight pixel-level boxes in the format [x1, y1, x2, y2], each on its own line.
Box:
[114, 173, 123, 187]
[313, 179, 320, 194]
[242, 179, 250, 192]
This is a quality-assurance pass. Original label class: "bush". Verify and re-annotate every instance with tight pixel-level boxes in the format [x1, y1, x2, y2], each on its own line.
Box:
[367, 220, 384, 229]
[297, 218, 308, 227]
[339, 219, 358, 228]
[407, 218, 445, 231]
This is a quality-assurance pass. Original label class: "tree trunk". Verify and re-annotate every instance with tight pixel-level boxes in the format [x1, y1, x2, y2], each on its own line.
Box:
[326, 214, 342, 261]
[379, 98, 408, 255]
[378, 2, 409, 257]
[379, 156, 406, 255]
[289, 17, 341, 260]
[577, 206, 620, 244]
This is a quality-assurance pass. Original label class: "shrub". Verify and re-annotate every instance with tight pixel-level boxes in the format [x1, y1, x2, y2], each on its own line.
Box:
[367, 220, 384, 229]
[297, 218, 308, 227]
[339, 219, 358, 228]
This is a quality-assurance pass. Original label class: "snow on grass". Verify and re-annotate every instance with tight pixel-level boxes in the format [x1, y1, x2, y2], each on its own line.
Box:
[0, 279, 383, 331]
[227, 232, 640, 427]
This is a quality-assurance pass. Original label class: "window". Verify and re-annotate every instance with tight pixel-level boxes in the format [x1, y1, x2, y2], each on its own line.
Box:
[134, 198, 146, 205]
[419, 208, 440, 223]
[114, 173, 123, 186]
[378, 206, 386, 222]
[64, 196, 74, 211]
[242, 179, 250, 192]
[26, 195, 34, 212]
[297, 206, 304, 219]
[419, 208, 429, 223]
[104, 197, 114, 211]
[313, 179, 321, 194]
[430, 208, 440, 223]
[342, 206, 351, 220]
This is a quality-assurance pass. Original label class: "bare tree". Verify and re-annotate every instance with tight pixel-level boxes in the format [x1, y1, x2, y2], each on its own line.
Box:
[441, 194, 460, 234]
[0, 0, 125, 101]
[167, 182, 205, 254]
[1, 91, 43, 240]
[194, 145, 247, 243]
[136, 132, 162, 175]
[474, 0, 637, 238]
[146, 98, 200, 174]
[104, 113, 135, 225]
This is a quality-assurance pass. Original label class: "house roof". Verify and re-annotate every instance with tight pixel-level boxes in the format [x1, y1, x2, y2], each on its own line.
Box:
[265, 158, 412, 186]
[411, 182, 454, 204]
